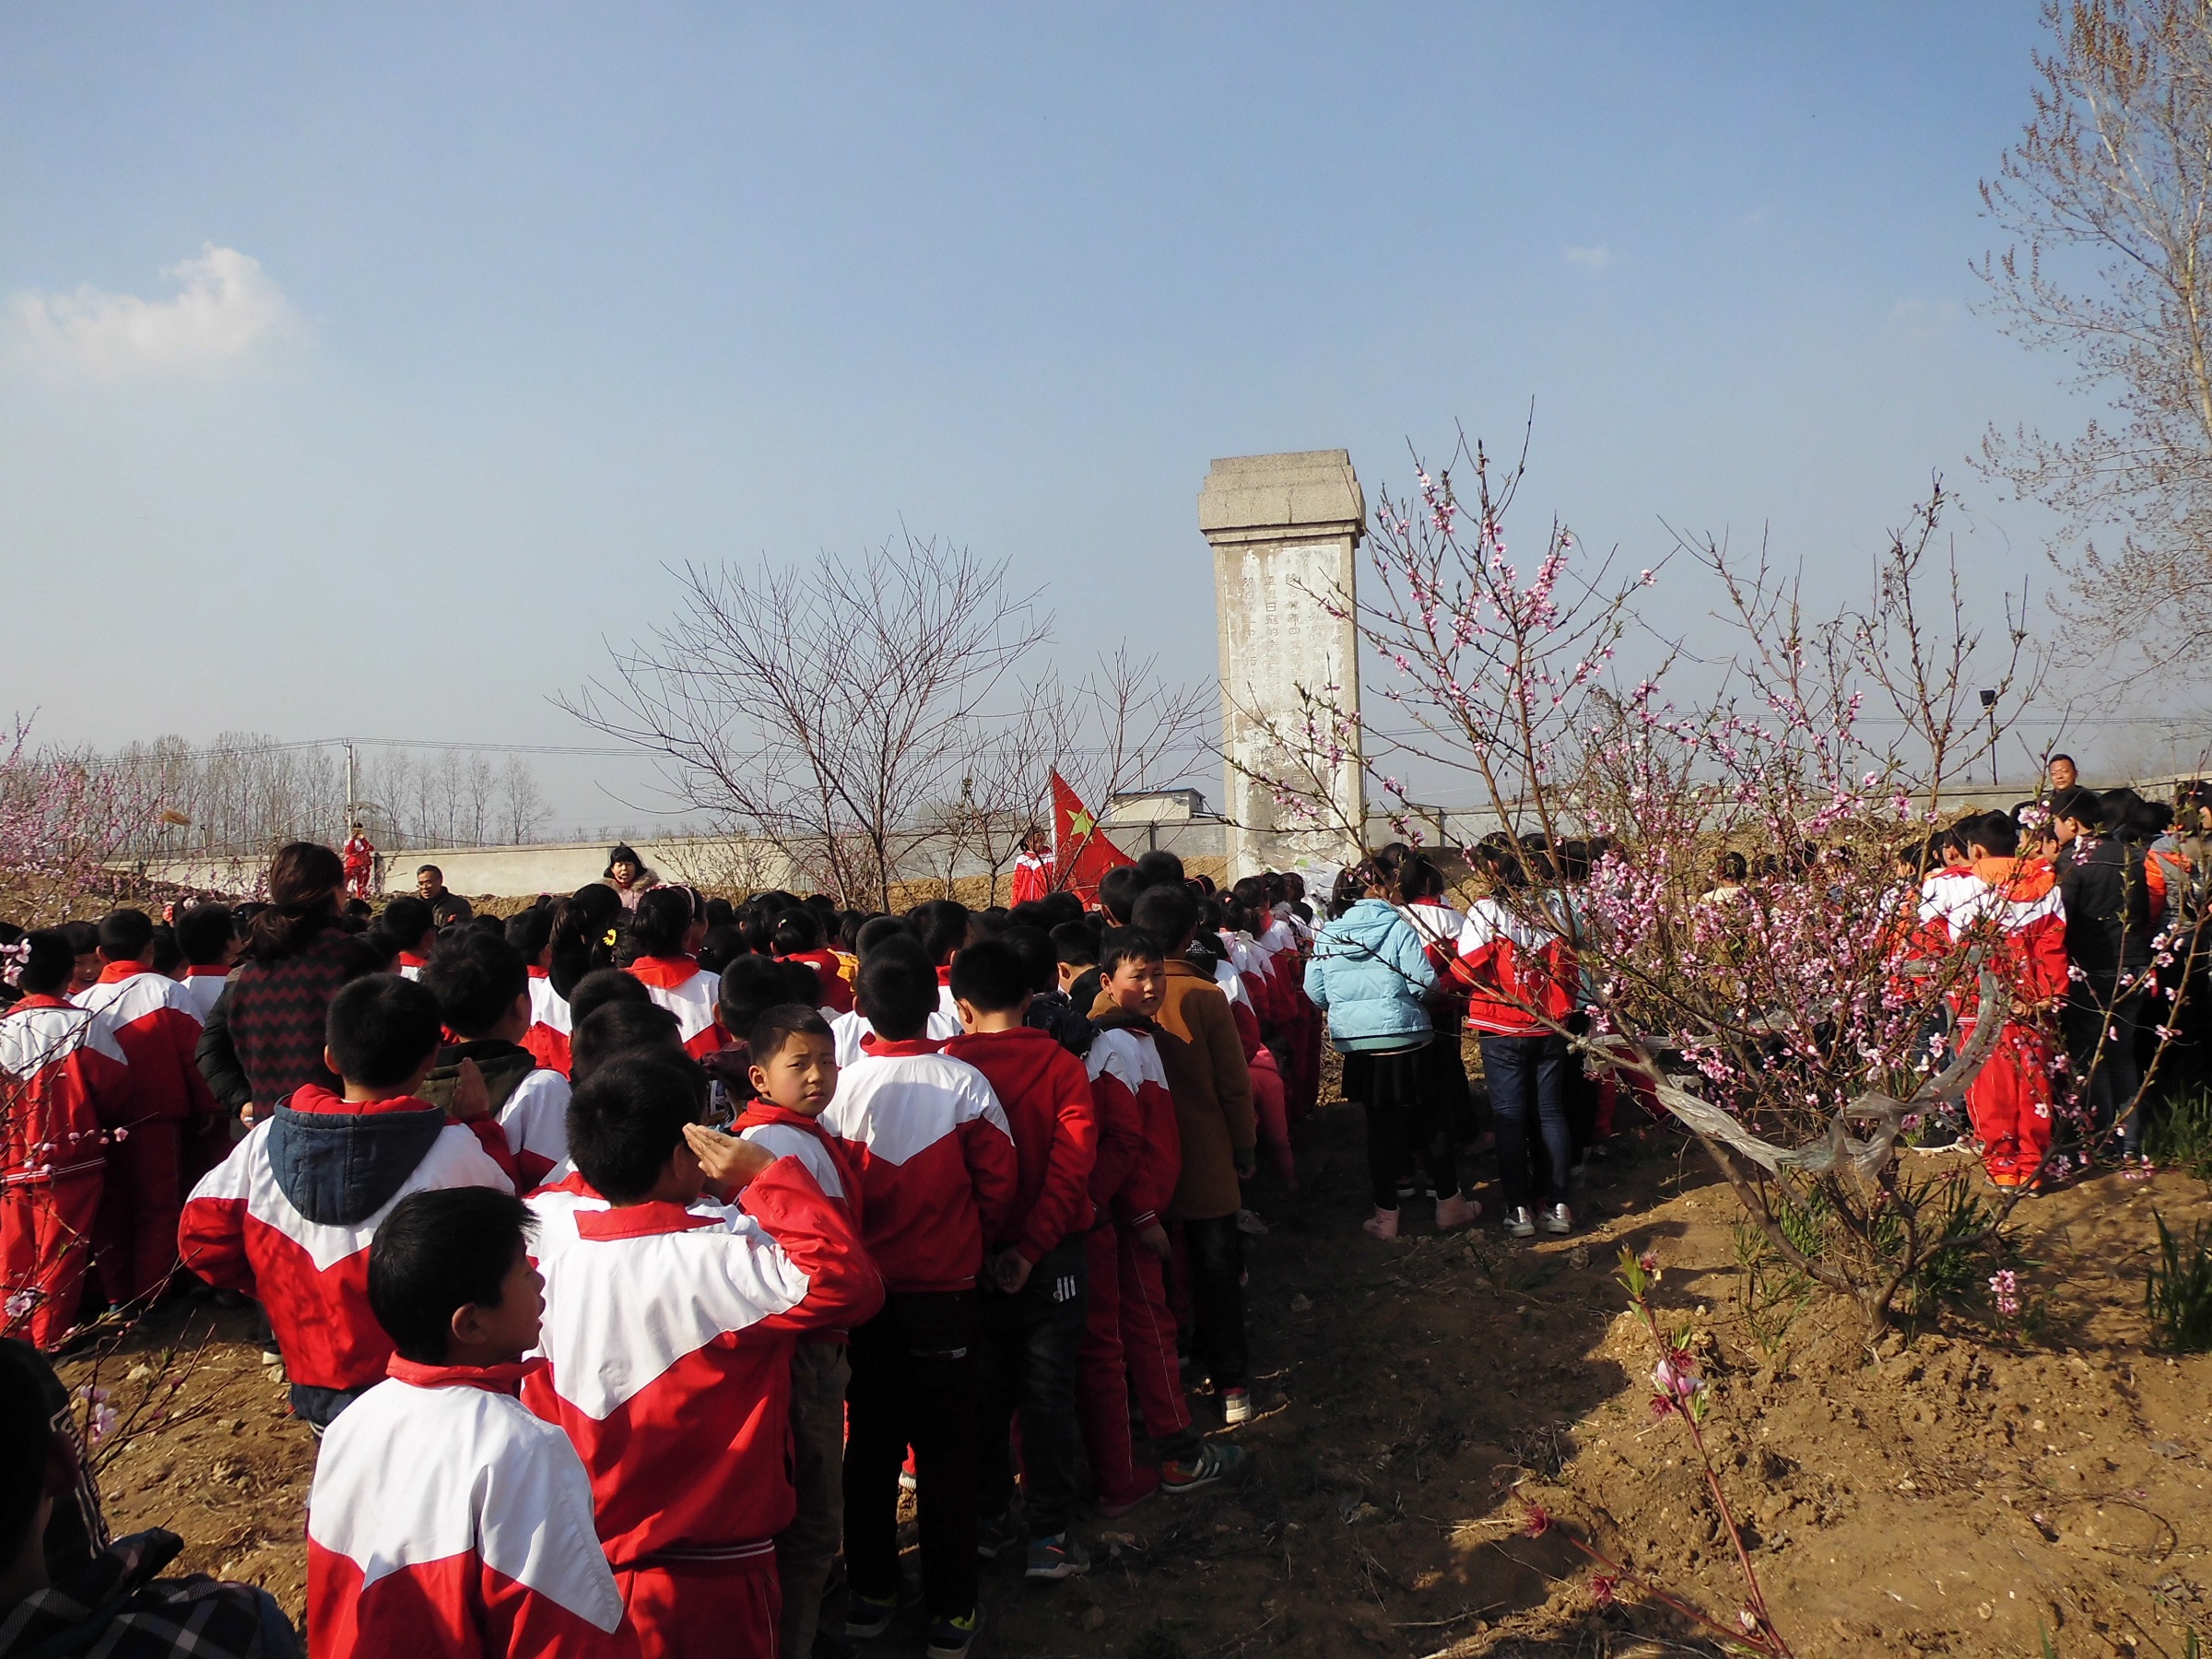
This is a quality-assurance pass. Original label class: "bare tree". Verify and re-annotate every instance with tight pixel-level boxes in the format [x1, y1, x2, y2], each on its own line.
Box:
[1978, 0, 2212, 675]
[498, 755, 549, 844]
[560, 535, 1052, 910]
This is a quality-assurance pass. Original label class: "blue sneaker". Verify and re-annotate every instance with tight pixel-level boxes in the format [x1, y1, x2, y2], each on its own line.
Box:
[1024, 1531, 1091, 1581]
[846, 1592, 899, 1640]
[925, 1608, 981, 1657]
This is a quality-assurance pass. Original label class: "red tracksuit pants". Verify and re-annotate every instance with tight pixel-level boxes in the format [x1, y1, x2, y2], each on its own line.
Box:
[1249, 1050, 1296, 1188]
[1961, 1018, 2055, 1186]
[95, 1119, 182, 1306]
[614, 1552, 778, 1659]
[1081, 1222, 1189, 1463]
[2, 1171, 102, 1350]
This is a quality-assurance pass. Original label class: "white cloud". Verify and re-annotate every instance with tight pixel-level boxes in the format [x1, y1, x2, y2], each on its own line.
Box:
[8, 245, 305, 378]
[1563, 243, 1611, 268]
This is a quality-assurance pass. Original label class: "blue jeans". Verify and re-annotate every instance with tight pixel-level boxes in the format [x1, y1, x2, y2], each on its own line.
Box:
[1481, 1033, 1571, 1208]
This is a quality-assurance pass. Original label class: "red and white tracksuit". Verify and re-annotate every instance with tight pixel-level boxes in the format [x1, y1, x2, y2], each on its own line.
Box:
[1937, 858, 2069, 1186]
[776, 948, 855, 1015]
[940, 1027, 1097, 1266]
[623, 956, 727, 1060]
[524, 968, 573, 1077]
[1257, 919, 1323, 1118]
[524, 1160, 883, 1659]
[818, 1039, 1019, 1293]
[1451, 899, 1578, 1034]
[498, 1068, 573, 1191]
[177, 1088, 513, 1397]
[76, 963, 220, 1302]
[828, 1006, 961, 1067]
[308, 1358, 639, 1658]
[174, 964, 231, 1025]
[1076, 1018, 1182, 1500]
[1, 996, 127, 1348]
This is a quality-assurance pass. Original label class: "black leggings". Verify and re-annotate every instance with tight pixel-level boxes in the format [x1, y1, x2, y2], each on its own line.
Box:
[1357, 1043, 1458, 1208]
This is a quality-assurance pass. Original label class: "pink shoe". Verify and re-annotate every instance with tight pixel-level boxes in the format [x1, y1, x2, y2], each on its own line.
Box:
[1434, 1193, 1480, 1231]
[1361, 1206, 1400, 1240]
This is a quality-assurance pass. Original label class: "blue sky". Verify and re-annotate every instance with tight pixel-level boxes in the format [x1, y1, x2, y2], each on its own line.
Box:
[0, 5, 2099, 827]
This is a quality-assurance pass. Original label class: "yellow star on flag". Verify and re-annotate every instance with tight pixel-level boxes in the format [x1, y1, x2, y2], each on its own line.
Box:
[1067, 809, 1095, 837]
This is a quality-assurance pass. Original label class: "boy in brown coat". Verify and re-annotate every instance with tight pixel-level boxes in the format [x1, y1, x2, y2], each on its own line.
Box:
[1128, 884, 1258, 1426]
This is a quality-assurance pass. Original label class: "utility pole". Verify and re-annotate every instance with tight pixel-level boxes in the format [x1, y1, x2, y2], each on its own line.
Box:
[1979, 690, 1998, 788]
[345, 742, 358, 836]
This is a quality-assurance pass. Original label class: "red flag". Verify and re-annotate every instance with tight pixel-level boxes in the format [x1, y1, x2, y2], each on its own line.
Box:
[1052, 771, 1134, 905]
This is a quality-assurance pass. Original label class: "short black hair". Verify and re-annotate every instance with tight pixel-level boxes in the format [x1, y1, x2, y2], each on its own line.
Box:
[417, 865, 444, 879]
[947, 937, 1031, 1015]
[904, 899, 971, 967]
[854, 915, 908, 958]
[1096, 865, 1145, 924]
[571, 999, 684, 1084]
[368, 1187, 535, 1364]
[720, 954, 817, 1034]
[1713, 851, 1748, 882]
[626, 887, 695, 960]
[748, 1002, 833, 1063]
[1966, 812, 2019, 858]
[149, 924, 182, 978]
[96, 909, 154, 962]
[2048, 752, 2075, 767]
[855, 935, 938, 1041]
[56, 921, 97, 961]
[381, 895, 436, 947]
[1130, 883, 1200, 951]
[1099, 927, 1165, 980]
[326, 974, 445, 1091]
[505, 903, 556, 961]
[1050, 922, 1100, 969]
[567, 967, 653, 1028]
[174, 903, 234, 967]
[1135, 849, 1184, 888]
[420, 934, 530, 1040]
[1001, 924, 1058, 994]
[2048, 785, 2103, 830]
[568, 1051, 708, 1203]
[16, 930, 76, 996]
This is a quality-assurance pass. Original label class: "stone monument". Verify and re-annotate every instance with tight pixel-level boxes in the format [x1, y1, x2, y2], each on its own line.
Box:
[1198, 449, 1368, 879]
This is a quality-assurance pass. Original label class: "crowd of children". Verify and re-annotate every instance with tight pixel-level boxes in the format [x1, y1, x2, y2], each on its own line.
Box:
[3, 761, 2206, 1656]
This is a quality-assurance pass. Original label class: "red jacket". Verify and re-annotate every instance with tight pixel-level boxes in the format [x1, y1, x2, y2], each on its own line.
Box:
[1082, 1018, 1179, 1230]
[733, 1102, 862, 1229]
[308, 1358, 638, 1659]
[1946, 856, 2070, 1021]
[1451, 898, 1577, 1036]
[76, 963, 217, 1125]
[943, 1027, 1098, 1264]
[524, 968, 573, 1076]
[523, 1159, 883, 1565]
[177, 1085, 513, 1392]
[818, 1038, 1018, 1292]
[2, 995, 128, 1186]
[624, 956, 728, 1060]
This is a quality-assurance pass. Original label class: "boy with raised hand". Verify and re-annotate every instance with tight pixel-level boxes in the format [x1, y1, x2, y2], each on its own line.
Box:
[77, 908, 221, 1307]
[820, 935, 1018, 1659]
[1126, 884, 1257, 1429]
[308, 1187, 637, 1658]
[177, 974, 513, 1429]
[732, 1003, 865, 1659]
[941, 938, 1100, 1582]
[420, 933, 572, 1190]
[524, 1051, 881, 1659]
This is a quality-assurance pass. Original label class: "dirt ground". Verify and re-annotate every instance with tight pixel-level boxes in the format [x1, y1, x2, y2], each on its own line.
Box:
[65, 1096, 2212, 1659]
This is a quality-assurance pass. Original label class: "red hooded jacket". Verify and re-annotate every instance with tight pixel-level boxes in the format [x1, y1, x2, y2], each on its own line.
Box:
[943, 1026, 1098, 1264]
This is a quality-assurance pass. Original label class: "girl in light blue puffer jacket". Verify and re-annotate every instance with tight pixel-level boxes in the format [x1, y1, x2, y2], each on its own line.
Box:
[1305, 864, 1480, 1239]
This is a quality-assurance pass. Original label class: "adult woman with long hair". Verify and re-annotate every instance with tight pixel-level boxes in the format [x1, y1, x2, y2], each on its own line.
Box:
[194, 842, 383, 1124]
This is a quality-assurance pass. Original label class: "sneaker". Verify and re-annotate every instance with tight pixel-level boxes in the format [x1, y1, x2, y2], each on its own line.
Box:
[1159, 1441, 1247, 1492]
[1025, 1532, 1091, 1581]
[1223, 1386, 1254, 1426]
[1540, 1203, 1572, 1236]
[1237, 1207, 1269, 1236]
[1434, 1193, 1480, 1231]
[847, 1593, 900, 1640]
[1360, 1206, 1400, 1240]
[925, 1609, 981, 1658]
[1503, 1205, 1535, 1238]
[975, 1511, 1020, 1560]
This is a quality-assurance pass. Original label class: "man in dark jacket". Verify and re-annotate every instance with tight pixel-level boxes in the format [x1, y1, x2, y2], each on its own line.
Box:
[2053, 787, 2155, 1156]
